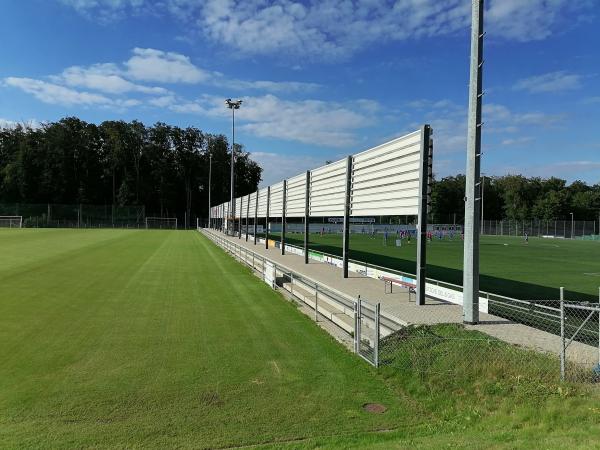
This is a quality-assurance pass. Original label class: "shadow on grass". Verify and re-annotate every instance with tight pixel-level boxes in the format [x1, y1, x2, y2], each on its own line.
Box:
[272, 233, 596, 303]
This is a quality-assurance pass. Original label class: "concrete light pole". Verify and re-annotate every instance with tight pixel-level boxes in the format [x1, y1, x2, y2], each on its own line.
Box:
[225, 99, 242, 235]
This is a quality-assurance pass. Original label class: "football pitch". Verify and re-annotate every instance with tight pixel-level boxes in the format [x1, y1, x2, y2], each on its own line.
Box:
[2, 228, 600, 448]
[275, 232, 600, 301]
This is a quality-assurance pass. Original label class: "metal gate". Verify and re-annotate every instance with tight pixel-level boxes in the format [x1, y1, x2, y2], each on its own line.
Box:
[561, 301, 600, 382]
[355, 298, 380, 367]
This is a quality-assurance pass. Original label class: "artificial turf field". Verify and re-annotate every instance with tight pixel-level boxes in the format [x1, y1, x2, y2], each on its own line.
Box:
[275, 232, 600, 301]
[2, 228, 600, 449]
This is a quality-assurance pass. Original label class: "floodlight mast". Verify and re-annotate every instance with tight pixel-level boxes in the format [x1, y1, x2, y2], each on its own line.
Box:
[463, 0, 484, 325]
[208, 138, 212, 229]
[225, 99, 242, 235]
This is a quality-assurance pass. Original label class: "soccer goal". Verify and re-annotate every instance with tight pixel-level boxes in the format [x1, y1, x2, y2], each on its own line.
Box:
[145, 217, 178, 229]
[0, 216, 23, 228]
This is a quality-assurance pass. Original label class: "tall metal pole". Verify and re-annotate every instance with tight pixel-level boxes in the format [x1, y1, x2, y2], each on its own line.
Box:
[416, 125, 432, 306]
[226, 99, 242, 235]
[254, 191, 258, 245]
[265, 186, 271, 249]
[230, 108, 235, 235]
[463, 0, 484, 324]
[304, 171, 310, 264]
[281, 180, 287, 255]
[208, 147, 212, 229]
[245, 193, 250, 241]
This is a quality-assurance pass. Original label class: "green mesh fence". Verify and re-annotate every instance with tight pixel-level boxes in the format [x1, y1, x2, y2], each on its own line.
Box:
[0, 203, 145, 228]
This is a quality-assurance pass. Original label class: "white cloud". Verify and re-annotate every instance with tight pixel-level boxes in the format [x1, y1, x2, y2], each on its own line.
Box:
[501, 137, 534, 146]
[250, 151, 326, 186]
[148, 94, 177, 107]
[404, 99, 566, 159]
[0, 118, 42, 129]
[237, 95, 375, 147]
[485, 103, 566, 129]
[59, 0, 147, 21]
[490, 160, 600, 180]
[59, 1, 593, 60]
[54, 63, 168, 94]
[125, 48, 210, 84]
[3, 47, 322, 114]
[514, 71, 582, 93]
[4, 77, 113, 106]
[196, 0, 470, 60]
[487, 0, 586, 42]
[167, 94, 378, 147]
[4, 77, 144, 110]
[214, 76, 320, 93]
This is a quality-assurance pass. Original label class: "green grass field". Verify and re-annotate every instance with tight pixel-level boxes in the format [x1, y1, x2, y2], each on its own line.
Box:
[275, 232, 600, 301]
[2, 228, 600, 449]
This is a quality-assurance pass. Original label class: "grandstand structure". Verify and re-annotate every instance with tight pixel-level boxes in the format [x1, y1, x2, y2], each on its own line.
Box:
[211, 126, 434, 305]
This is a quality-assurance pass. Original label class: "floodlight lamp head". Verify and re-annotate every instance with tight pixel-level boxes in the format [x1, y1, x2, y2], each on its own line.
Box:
[225, 98, 243, 109]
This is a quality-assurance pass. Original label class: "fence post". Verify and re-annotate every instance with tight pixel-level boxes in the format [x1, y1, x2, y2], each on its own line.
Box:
[238, 197, 243, 239]
[560, 286, 565, 381]
[353, 300, 358, 353]
[282, 180, 287, 255]
[356, 296, 362, 354]
[304, 170, 310, 264]
[374, 303, 380, 368]
[315, 284, 319, 322]
[246, 194, 250, 241]
[342, 156, 353, 278]
[254, 193, 258, 245]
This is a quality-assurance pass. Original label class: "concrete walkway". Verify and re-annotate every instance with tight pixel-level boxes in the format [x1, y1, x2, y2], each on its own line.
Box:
[205, 229, 598, 368]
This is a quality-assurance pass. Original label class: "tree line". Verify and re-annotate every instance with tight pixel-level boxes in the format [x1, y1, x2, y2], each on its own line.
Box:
[2, 117, 598, 226]
[0, 117, 262, 226]
[432, 174, 600, 223]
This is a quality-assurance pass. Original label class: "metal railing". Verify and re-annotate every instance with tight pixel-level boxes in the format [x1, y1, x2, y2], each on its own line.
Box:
[202, 229, 397, 367]
[204, 228, 600, 381]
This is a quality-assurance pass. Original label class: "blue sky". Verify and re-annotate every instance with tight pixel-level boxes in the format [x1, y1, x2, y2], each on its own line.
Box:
[1, 0, 599, 186]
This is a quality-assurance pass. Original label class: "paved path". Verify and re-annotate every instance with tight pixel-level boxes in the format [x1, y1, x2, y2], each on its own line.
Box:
[205, 229, 598, 368]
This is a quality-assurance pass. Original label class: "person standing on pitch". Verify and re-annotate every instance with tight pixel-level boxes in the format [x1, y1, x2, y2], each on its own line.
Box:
[524, 231, 529, 244]
[384, 229, 388, 246]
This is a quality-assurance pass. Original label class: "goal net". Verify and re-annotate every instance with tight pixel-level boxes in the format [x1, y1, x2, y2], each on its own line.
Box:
[0, 216, 23, 228]
[145, 217, 178, 229]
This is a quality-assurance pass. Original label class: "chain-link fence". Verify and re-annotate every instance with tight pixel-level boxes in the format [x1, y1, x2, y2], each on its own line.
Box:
[561, 301, 600, 382]
[482, 219, 598, 239]
[0, 203, 145, 228]
[203, 229, 600, 385]
[379, 324, 560, 382]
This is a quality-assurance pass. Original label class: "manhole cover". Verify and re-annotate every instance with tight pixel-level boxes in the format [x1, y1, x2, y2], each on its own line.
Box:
[363, 403, 387, 414]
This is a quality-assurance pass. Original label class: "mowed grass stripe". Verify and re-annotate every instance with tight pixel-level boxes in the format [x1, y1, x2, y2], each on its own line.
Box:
[0, 230, 413, 448]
